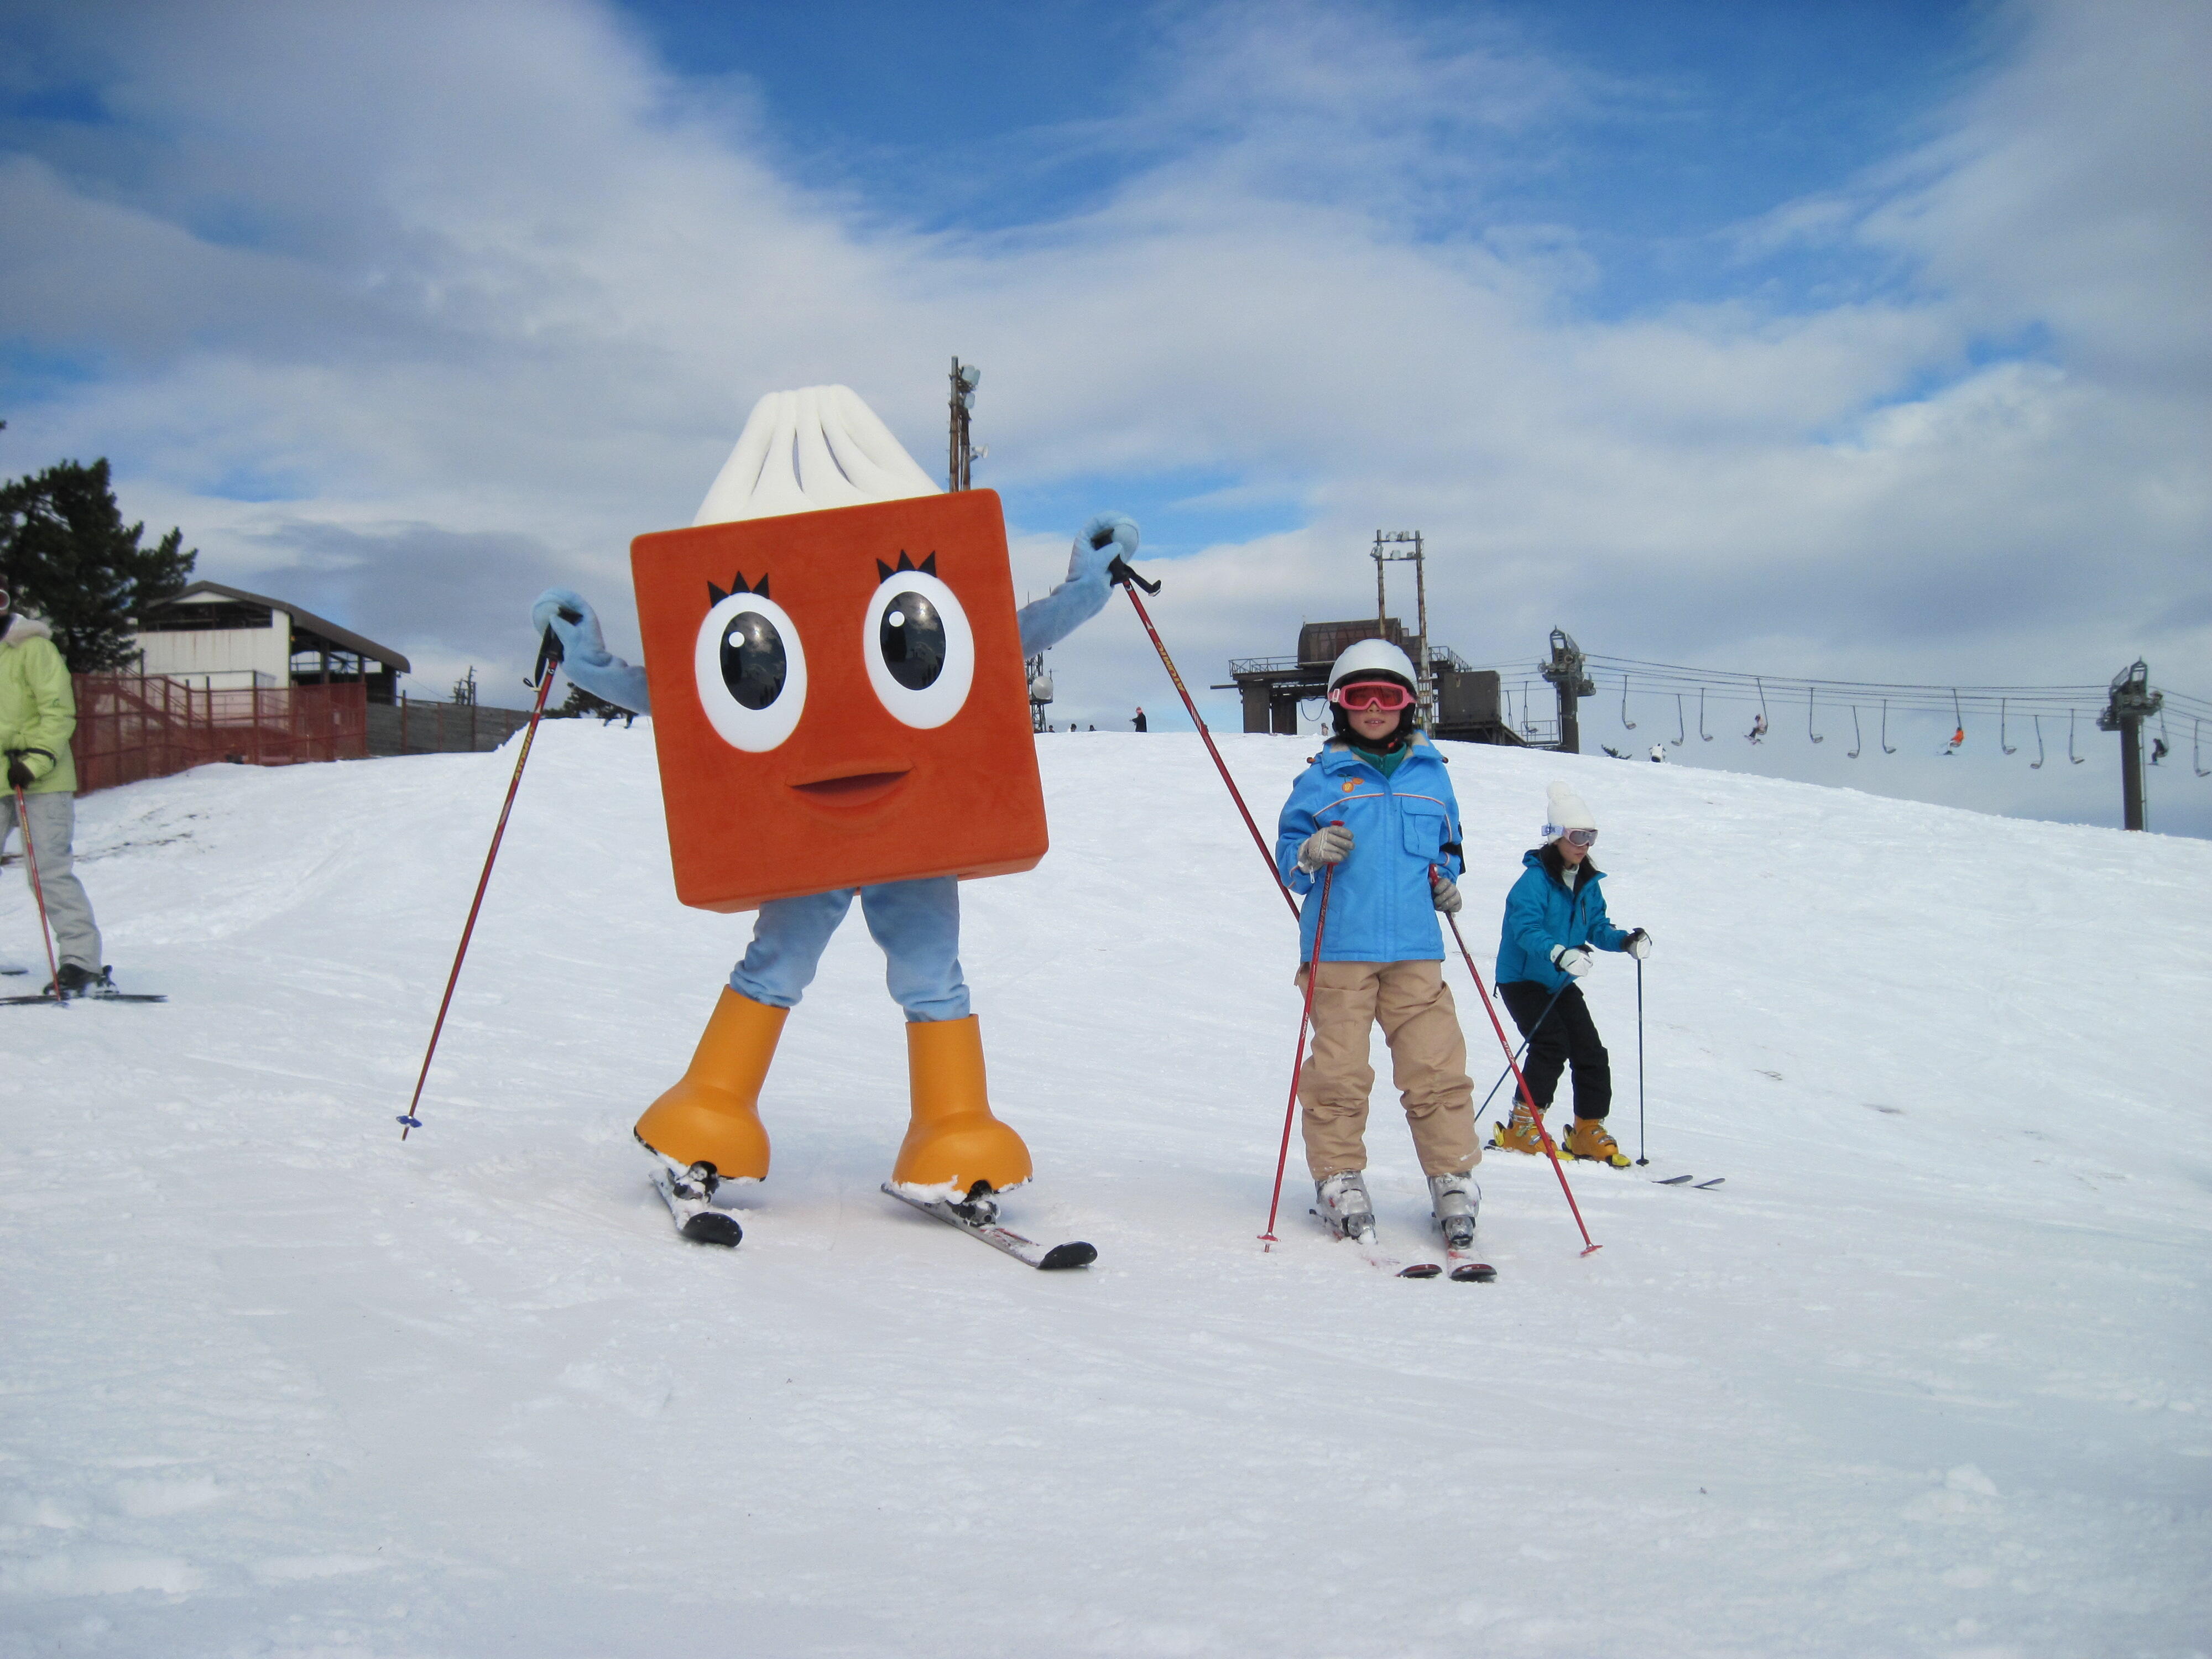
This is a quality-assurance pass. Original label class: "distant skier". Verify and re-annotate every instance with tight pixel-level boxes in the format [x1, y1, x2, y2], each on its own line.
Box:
[0, 588, 122, 999]
[1490, 782, 1651, 1170]
[1648, 744, 1667, 763]
[1275, 640, 1480, 1249]
[1132, 706, 1147, 732]
[1747, 711, 1768, 744]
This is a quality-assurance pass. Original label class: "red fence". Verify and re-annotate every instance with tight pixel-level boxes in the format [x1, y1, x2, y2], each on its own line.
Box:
[70, 675, 369, 795]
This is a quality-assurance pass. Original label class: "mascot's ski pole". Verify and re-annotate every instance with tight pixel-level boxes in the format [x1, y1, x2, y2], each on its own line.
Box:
[9, 776, 64, 1001]
[398, 615, 570, 1140]
[1261, 842, 1337, 1245]
[1435, 875, 1600, 1256]
[1106, 546, 1297, 920]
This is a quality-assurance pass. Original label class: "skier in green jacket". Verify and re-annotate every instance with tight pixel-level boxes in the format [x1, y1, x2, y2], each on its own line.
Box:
[0, 589, 115, 998]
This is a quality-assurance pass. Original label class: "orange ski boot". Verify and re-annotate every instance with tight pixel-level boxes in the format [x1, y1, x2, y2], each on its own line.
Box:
[1490, 1102, 1548, 1155]
[633, 988, 784, 1188]
[891, 1016, 1032, 1200]
[1564, 1116, 1631, 1168]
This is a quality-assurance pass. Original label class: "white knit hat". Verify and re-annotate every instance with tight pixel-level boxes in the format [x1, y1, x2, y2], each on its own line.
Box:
[693, 385, 940, 525]
[1541, 780, 1597, 842]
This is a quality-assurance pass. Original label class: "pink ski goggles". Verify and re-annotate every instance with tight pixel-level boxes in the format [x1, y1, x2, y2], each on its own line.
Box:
[1329, 680, 1415, 712]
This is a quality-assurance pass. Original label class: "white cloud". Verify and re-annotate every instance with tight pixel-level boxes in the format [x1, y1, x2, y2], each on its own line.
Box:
[0, 0, 2204, 832]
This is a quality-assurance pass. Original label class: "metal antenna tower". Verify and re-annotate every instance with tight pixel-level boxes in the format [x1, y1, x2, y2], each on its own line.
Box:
[1370, 530, 1431, 724]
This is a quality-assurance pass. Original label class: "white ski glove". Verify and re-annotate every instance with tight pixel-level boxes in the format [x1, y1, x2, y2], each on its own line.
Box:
[1297, 823, 1354, 872]
[1551, 945, 1594, 978]
[1430, 870, 1461, 915]
[1623, 928, 1652, 961]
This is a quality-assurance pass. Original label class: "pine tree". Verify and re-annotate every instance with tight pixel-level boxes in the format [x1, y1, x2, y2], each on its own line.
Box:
[0, 458, 196, 670]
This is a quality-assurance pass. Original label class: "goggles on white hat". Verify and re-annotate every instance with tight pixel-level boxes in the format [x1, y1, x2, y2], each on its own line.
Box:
[1545, 826, 1598, 847]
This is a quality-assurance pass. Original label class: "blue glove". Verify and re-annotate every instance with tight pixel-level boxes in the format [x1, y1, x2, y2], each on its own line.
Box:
[528, 587, 653, 715]
[1071, 514, 1139, 585]
[531, 588, 613, 667]
[1018, 515, 1136, 658]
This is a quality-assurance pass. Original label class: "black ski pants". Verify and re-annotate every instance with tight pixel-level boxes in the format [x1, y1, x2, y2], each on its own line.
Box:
[1498, 979, 1611, 1121]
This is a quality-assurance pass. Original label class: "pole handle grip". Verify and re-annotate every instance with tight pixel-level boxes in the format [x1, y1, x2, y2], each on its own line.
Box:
[1107, 553, 1161, 596]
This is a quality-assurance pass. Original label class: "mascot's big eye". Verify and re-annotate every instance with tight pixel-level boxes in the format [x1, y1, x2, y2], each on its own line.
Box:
[864, 570, 973, 729]
[693, 591, 806, 752]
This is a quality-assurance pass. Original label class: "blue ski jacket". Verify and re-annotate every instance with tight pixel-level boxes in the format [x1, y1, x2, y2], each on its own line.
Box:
[1495, 847, 1630, 990]
[1276, 736, 1464, 963]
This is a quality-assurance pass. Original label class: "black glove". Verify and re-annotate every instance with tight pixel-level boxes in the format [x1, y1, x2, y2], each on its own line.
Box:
[5, 755, 32, 790]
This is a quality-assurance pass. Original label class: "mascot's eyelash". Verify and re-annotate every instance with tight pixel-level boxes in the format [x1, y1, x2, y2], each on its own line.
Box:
[874, 551, 938, 584]
[706, 571, 770, 605]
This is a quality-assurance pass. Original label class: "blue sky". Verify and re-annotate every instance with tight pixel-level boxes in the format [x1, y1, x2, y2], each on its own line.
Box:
[1, 0, 2205, 835]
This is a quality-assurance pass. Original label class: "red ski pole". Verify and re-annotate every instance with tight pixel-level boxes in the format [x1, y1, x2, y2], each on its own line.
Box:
[398, 624, 566, 1140]
[10, 780, 64, 1001]
[1261, 839, 1338, 1244]
[1437, 877, 1600, 1256]
[1109, 557, 1297, 920]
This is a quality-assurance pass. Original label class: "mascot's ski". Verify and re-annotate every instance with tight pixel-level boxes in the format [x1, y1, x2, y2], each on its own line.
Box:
[882, 1183, 1096, 1271]
[2, 990, 166, 1005]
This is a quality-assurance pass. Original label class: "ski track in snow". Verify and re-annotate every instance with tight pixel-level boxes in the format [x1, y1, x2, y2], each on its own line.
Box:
[2, 725, 2208, 1657]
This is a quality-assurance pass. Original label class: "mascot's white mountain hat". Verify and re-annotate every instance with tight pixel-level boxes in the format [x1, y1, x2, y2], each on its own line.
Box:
[694, 385, 940, 525]
[1542, 780, 1598, 843]
[1326, 638, 1420, 693]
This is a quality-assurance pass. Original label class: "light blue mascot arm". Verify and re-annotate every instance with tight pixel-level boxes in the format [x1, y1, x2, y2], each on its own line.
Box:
[1017, 514, 1136, 659]
[531, 588, 653, 715]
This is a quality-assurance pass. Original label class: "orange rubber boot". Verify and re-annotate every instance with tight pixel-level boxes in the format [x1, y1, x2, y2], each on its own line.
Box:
[891, 1016, 1033, 1194]
[1491, 1102, 1548, 1155]
[1564, 1117, 1631, 1168]
[632, 989, 784, 1181]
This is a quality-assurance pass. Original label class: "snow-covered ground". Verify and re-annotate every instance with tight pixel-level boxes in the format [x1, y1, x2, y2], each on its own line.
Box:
[3, 726, 2208, 1658]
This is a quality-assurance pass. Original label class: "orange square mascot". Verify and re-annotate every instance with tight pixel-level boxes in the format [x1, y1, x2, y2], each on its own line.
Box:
[531, 385, 1134, 1245]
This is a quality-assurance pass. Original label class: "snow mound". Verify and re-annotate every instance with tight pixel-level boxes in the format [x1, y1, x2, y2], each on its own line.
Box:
[3, 724, 2208, 1656]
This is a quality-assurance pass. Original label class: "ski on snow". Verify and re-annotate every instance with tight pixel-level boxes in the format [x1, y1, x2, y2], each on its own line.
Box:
[648, 1163, 744, 1246]
[1, 990, 168, 1005]
[1322, 1213, 1496, 1282]
[881, 1183, 1097, 1271]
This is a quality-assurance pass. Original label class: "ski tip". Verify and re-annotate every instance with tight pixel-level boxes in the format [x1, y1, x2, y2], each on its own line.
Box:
[1653, 1173, 1693, 1185]
[1694, 1177, 1726, 1188]
[1449, 1262, 1498, 1282]
[680, 1211, 744, 1248]
[1397, 1262, 1443, 1279]
[1038, 1241, 1097, 1271]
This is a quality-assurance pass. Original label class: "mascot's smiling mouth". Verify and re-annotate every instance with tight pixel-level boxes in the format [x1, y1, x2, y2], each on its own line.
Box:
[790, 768, 910, 808]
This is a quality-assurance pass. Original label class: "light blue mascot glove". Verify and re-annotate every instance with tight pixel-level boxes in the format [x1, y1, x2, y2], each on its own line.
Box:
[529, 587, 653, 716]
[1018, 513, 1136, 658]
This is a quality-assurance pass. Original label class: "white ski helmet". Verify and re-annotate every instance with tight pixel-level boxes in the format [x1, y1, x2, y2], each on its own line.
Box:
[1326, 638, 1419, 695]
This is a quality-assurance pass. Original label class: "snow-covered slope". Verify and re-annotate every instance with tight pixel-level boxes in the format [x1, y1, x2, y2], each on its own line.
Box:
[4, 727, 2208, 1657]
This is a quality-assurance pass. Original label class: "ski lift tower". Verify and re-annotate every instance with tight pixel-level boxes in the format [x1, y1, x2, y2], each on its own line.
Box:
[1540, 627, 1595, 754]
[1371, 531, 1432, 724]
[2097, 658, 2162, 831]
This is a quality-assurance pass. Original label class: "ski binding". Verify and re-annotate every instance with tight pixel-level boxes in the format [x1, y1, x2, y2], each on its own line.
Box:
[648, 1159, 744, 1247]
[883, 1182, 1095, 1270]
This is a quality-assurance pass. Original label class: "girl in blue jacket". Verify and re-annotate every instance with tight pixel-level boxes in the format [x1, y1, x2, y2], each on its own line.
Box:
[1274, 640, 1479, 1249]
[1491, 781, 1652, 1167]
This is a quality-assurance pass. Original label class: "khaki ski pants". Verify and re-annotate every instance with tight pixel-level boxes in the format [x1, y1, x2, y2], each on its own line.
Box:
[1295, 959, 1478, 1181]
[1, 790, 102, 972]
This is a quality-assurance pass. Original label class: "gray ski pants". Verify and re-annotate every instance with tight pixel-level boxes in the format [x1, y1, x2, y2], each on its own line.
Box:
[1, 791, 102, 972]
